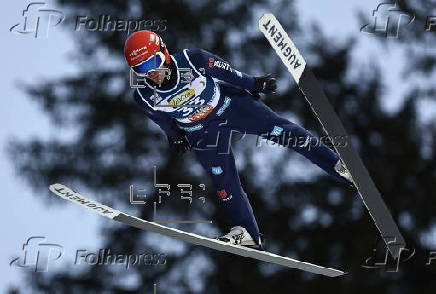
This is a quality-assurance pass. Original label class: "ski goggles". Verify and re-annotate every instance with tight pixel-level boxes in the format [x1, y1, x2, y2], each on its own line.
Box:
[132, 51, 165, 75]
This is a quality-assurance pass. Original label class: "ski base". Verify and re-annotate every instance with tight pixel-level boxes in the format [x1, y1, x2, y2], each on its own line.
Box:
[258, 13, 405, 259]
[49, 183, 345, 277]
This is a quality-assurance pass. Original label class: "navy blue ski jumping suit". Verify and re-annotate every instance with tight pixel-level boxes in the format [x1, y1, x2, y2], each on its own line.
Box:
[133, 48, 348, 245]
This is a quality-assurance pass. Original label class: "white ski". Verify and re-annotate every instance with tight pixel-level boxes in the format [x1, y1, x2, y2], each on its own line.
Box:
[258, 13, 405, 259]
[49, 183, 345, 277]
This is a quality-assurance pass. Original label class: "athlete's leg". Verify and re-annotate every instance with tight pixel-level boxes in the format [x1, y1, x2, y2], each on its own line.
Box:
[220, 93, 350, 184]
[186, 121, 261, 244]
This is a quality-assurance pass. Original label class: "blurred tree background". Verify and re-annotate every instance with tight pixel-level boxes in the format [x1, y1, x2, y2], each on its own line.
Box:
[7, 0, 436, 293]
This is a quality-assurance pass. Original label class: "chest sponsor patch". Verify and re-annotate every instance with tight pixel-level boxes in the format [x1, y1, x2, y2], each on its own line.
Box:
[168, 89, 196, 106]
[189, 105, 214, 122]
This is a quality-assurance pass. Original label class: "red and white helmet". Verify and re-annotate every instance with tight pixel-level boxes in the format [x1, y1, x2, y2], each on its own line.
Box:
[124, 30, 171, 67]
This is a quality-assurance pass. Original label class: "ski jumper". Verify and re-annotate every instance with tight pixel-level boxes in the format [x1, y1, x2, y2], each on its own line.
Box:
[133, 48, 347, 244]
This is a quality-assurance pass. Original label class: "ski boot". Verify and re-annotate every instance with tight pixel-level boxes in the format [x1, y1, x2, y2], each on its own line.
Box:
[217, 226, 265, 251]
[334, 159, 356, 189]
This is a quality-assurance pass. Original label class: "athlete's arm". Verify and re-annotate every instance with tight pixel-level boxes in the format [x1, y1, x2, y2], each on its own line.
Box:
[185, 48, 256, 90]
[186, 48, 277, 97]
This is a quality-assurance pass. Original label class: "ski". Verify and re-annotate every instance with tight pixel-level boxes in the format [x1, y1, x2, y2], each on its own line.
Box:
[258, 13, 405, 259]
[49, 183, 345, 277]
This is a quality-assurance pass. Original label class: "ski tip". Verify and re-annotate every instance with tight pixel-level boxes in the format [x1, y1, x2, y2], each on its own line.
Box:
[49, 183, 61, 191]
[49, 183, 72, 194]
[48, 183, 121, 219]
[259, 13, 273, 19]
[258, 13, 274, 24]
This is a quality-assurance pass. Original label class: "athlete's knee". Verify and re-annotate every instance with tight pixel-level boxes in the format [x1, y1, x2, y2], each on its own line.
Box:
[258, 122, 312, 149]
[208, 166, 243, 202]
[257, 123, 286, 147]
[208, 165, 231, 188]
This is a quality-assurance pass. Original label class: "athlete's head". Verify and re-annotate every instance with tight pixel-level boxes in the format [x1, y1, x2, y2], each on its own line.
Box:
[124, 30, 171, 84]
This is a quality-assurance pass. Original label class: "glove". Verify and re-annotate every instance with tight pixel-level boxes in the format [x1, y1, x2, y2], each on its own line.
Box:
[167, 133, 191, 154]
[251, 73, 277, 99]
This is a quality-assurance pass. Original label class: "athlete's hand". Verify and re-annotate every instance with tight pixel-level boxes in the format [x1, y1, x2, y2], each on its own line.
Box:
[252, 73, 277, 98]
[168, 134, 191, 154]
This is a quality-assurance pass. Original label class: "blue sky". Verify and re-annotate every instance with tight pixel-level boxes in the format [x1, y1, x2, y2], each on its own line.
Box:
[1, 1, 103, 291]
[0, 0, 424, 292]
